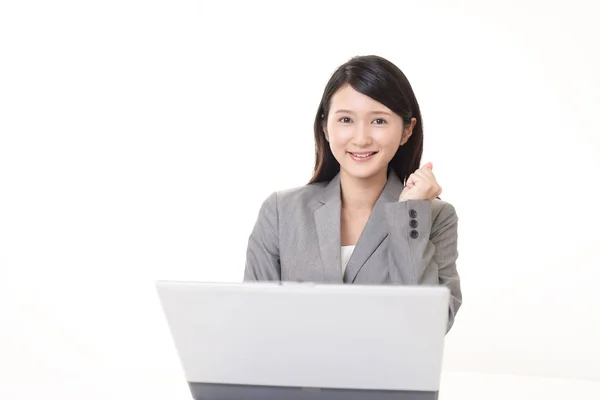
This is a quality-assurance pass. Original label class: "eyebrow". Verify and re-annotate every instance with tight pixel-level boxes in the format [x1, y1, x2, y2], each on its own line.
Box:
[334, 109, 393, 116]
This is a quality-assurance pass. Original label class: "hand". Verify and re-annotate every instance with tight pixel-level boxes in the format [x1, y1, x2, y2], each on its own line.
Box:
[399, 162, 442, 201]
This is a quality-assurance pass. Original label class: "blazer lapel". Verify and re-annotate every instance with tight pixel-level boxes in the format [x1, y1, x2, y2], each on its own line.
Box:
[314, 174, 343, 281]
[343, 172, 405, 283]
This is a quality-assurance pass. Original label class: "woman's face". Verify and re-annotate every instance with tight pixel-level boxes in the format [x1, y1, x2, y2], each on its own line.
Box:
[324, 84, 415, 182]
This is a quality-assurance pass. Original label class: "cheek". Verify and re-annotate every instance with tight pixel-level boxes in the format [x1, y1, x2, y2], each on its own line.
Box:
[373, 131, 402, 150]
[327, 127, 352, 147]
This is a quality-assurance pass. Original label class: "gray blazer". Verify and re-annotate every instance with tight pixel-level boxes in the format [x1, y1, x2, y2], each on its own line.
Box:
[244, 171, 462, 330]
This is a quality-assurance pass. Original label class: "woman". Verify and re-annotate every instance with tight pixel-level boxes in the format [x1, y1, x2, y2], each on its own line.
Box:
[244, 55, 461, 330]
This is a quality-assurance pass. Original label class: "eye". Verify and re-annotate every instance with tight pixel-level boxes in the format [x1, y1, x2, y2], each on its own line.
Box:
[373, 118, 387, 125]
[339, 117, 352, 123]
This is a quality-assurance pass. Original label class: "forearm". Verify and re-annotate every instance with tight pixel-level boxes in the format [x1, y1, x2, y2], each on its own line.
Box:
[386, 200, 461, 331]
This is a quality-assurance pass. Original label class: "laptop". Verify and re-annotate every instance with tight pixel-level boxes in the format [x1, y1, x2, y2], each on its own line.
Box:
[156, 281, 449, 400]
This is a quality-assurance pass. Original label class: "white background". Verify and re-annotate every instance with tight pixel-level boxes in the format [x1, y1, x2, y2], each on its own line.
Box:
[1, 0, 599, 398]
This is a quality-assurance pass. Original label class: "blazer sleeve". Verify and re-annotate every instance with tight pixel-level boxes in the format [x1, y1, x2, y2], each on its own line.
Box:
[386, 200, 462, 332]
[243, 192, 281, 281]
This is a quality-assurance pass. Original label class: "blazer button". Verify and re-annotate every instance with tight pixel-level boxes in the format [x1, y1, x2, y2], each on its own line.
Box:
[409, 219, 418, 228]
[409, 209, 417, 218]
[410, 230, 419, 239]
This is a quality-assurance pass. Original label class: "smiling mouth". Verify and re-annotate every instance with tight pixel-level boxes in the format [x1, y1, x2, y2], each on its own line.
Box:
[347, 151, 379, 161]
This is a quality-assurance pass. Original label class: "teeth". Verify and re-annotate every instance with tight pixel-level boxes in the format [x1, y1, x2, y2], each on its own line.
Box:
[352, 153, 374, 158]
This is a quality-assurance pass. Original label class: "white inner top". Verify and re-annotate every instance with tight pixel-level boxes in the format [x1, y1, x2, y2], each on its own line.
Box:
[341, 245, 356, 275]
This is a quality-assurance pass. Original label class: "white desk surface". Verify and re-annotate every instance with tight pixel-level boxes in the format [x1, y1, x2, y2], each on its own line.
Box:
[1, 371, 599, 399]
[439, 372, 600, 399]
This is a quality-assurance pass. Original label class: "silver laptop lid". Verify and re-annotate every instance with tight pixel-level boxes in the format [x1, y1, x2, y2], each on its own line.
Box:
[156, 281, 449, 394]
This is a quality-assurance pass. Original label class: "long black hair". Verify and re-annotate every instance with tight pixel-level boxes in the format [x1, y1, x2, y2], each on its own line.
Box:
[309, 55, 424, 184]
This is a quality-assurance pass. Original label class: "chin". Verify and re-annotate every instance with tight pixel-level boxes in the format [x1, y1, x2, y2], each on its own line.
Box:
[341, 165, 387, 180]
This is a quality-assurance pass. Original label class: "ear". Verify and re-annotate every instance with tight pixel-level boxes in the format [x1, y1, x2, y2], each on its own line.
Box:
[400, 117, 417, 146]
[321, 114, 329, 141]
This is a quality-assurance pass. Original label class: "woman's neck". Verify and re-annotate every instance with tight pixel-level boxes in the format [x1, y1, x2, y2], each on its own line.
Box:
[339, 169, 388, 211]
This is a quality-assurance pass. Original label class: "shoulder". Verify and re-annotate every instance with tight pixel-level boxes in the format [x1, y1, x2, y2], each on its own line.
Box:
[277, 182, 326, 205]
[259, 181, 327, 213]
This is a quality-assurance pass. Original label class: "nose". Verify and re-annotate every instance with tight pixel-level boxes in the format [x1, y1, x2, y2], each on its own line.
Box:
[352, 122, 372, 147]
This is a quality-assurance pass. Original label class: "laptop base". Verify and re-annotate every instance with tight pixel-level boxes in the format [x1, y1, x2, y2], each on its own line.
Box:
[189, 382, 438, 400]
